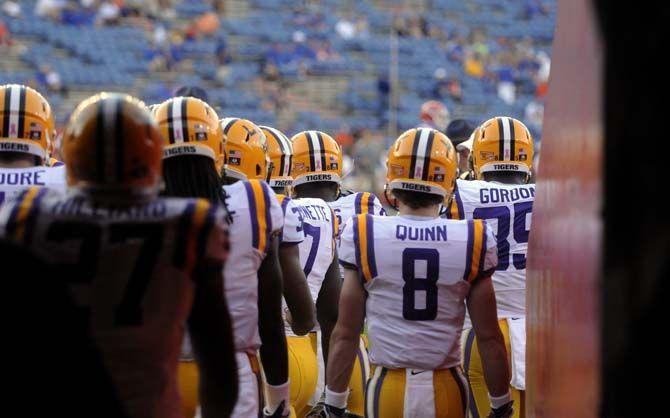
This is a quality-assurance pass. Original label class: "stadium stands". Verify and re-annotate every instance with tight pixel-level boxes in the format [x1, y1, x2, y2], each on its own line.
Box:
[2, 0, 555, 139]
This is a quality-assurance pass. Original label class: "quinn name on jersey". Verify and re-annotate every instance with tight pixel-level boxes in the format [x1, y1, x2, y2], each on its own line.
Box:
[339, 214, 497, 370]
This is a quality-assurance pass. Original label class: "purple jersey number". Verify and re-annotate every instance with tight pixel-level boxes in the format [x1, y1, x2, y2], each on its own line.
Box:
[302, 223, 321, 277]
[402, 248, 439, 321]
[472, 202, 532, 271]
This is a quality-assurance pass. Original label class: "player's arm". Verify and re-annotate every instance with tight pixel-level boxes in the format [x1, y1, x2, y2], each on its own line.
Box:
[467, 275, 511, 405]
[316, 250, 342, 371]
[258, 235, 291, 416]
[279, 243, 316, 335]
[188, 227, 239, 418]
[445, 182, 463, 219]
[325, 267, 366, 404]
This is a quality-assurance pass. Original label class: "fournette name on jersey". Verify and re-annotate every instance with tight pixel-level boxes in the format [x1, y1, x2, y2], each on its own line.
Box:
[291, 197, 338, 289]
[285, 196, 337, 335]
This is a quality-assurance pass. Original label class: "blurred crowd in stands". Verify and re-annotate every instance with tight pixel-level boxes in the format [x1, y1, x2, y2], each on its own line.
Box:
[1, 0, 554, 193]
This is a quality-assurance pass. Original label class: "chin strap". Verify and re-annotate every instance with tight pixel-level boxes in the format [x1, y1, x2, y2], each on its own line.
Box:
[383, 185, 398, 211]
[266, 161, 275, 183]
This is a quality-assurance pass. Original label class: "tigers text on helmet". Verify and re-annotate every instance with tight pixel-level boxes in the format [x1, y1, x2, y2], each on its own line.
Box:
[290, 130, 342, 186]
[62, 92, 162, 200]
[261, 125, 293, 189]
[220, 117, 268, 181]
[155, 96, 224, 172]
[385, 127, 458, 204]
[0, 84, 52, 160]
[471, 116, 534, 180]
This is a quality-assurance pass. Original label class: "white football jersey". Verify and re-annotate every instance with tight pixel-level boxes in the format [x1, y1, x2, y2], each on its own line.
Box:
[0, 165, 66, 205]
[448, 179, 535, 319]
[276, 194, 304, 245]
[339, 214, 497, 370]
[0, 188, 228, 418]
[284, 197, 337, 336]
[329, 191, 385, 236]
[223, 179, 283, 352]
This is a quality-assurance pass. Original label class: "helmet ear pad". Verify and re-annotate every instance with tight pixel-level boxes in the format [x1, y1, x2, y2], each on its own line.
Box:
[383, 184, 398, 211]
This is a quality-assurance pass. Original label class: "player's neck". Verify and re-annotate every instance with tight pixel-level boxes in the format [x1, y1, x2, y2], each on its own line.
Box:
[295, 190, 336, 201]
[0, 159, 37, 168]
[397, 203, 440, 218]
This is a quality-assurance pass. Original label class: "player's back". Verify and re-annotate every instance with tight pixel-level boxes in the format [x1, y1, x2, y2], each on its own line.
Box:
[449, 178, 534, 318]
[222, 179, 283, 351]
[329, 191, 384, 236]
[291, 197, 337, 306]
[0, 188, 223, 418]
[0, 165, 66, 205]
[340, 214, 495, 370]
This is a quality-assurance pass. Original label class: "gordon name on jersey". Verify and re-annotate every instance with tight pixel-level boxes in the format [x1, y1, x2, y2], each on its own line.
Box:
[448, 178, 534, 319]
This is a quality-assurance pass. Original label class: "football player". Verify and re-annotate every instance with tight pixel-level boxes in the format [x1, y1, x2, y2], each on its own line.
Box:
[219, 116, 292, 418]
[261, 124, 319, 415]
[0, 84, 65, 204]
[448, 117, 535, 418]
[0, 93, 238, 418]
[445, 119, 476, 179]
[289, 130, 342, 416]
[298, 130, 380, 417]
[154, 96, 229, 418]
[323, 127, 513, 418]
[261, 125, 316, 332]
[419, 100, 451, 133]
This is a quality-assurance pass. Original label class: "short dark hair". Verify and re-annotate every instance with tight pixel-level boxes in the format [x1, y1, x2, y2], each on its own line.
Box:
[392, 189, 443, 209]
[0, 152, 40, 166]
[161, 155, 224, 203]
[293, 181, 339, 199]
[482, 171, 529, 185]
[174, 86, 209, 103]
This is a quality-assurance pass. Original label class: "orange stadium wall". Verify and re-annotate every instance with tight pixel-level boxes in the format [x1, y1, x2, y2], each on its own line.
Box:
[525, 0, 602, 416]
